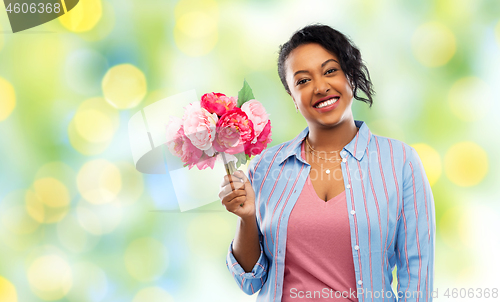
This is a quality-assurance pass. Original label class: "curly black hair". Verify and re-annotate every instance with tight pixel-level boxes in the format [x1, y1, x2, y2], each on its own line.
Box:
[277, 23, 374, 107]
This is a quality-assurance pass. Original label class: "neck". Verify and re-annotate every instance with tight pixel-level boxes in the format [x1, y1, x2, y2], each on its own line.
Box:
[306, 119, 358, 152]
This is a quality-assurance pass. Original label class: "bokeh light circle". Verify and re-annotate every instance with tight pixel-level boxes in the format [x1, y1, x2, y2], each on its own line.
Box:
[77, 159, 122, 204]
[411, 143, 442, 186]
[444, 141, 488, 187]
[67, 262, 108, 302]
[447, 77, 492, 122]
[26, 178, 71, 224]
[174, 12, 219, 57]
[59, 0, 102, 32]
[34, 178, 71, 208]
[102, 64, 147, 109]
[27, 255, 72, 300]
[0, 77, 16, 122]
[132, 287, 174, 302]
[124, 238, 169, 282]
[35, 162, 78, 199]
[173, 3, 218, 57]
[68, 97, 119, 155]
[76, 198, 122, 235]
[177, 11, 217, 39]
[74, 109, 115, 143]
[0, 276, 18, 302]
[412, 22, 456, 67]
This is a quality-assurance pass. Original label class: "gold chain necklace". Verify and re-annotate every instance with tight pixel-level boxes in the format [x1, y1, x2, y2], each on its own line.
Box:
[305, 137, 342, 161]
[305, 137, 343, 174]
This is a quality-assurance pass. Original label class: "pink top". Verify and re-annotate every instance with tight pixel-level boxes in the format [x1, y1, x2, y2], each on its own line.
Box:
[281, 142, 358, 301]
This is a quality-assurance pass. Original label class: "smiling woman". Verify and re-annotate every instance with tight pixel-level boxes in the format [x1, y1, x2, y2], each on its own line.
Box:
[220, 23, 436, 302]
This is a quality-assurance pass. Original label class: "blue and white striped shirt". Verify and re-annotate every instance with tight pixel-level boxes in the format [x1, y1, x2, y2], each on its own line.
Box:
[226, 120, 436, 302]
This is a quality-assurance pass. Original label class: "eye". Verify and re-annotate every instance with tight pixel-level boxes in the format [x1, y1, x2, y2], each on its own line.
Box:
[296, 78, 308, 86]
[325, 68, 337, 75]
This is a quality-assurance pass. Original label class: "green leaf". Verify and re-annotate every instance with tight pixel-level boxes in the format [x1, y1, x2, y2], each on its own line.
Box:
[237, 79, 255, 107]
[234, 152, 248, 168]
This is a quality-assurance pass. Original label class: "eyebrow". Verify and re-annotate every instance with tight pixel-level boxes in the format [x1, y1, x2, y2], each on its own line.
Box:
[293, 59, 339, 77]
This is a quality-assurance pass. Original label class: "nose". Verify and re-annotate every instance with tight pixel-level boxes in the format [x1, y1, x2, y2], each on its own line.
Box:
[314, 78, 330, 94]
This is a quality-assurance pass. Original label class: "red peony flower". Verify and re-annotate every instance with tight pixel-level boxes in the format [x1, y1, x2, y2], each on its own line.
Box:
[213, 107, 255, 155]
[244, 120, 272, 156]
[200, 92, 237, 117]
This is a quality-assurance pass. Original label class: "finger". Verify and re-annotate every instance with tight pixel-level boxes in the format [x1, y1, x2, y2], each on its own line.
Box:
[220, 174, 245, 189]
[220, 190, 246, 205]
[219, 183, 246, 199]
[233, 170, 250, 184]
[223, 195, 247, 211]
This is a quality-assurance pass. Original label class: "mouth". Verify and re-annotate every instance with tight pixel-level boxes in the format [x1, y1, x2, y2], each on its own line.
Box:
[313, 95, 340, 108]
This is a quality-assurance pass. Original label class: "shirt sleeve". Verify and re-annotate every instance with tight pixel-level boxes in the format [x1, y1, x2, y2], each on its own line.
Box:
[226, 230, 269, 295]
[225, 154, 270, 295]
[395, 146, 436, 301]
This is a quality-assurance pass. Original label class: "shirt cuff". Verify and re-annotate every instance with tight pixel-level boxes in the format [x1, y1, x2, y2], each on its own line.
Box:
[226, 238, 268, 279]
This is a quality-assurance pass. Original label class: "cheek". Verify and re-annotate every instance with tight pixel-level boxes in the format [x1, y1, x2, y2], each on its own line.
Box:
[341, 80, 354, 97]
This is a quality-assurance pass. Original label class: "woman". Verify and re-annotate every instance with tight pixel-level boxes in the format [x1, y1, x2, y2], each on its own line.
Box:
[219, 24, 435, 302]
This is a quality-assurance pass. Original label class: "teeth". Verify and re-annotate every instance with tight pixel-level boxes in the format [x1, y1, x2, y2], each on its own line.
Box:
[315, 98, 338, 108]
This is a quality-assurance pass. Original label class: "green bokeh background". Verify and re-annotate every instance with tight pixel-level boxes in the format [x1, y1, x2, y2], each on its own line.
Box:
[1, 0, 500, 301]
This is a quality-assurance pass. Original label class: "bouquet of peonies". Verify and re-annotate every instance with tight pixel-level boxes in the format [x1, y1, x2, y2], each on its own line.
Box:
[165, 80, 272, 175]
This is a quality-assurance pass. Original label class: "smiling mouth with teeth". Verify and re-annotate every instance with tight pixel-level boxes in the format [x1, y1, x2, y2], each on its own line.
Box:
[314, 97, 339, 108]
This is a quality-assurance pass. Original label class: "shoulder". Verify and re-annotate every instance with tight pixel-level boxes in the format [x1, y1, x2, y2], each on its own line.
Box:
[368, 133, 416, 164]
[370, 133, 427, 185]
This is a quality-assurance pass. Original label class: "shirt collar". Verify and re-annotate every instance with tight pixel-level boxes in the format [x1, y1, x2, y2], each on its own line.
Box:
[277, 120, 371, 165]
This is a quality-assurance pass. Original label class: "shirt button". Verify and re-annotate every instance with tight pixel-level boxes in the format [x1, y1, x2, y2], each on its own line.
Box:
[354, 245, 359, 250]
[342, 151, 346, 156]
[342, 158, 347, 162]
[350, 210, 356, 215]
[358, 280, 363, 285]
[346, 184, 351, 189]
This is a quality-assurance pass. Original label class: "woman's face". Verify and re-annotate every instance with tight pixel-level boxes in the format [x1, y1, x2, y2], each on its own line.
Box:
[285, 43, 354, 128]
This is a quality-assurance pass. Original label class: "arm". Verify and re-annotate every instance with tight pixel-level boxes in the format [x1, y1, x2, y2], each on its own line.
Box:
[232, 214, 262, 272]
[223, 157, 269, 295]
[226, 218, 269, 295]
[395, 147, 436, 301]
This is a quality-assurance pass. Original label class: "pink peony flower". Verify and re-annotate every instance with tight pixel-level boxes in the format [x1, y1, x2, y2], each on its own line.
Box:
[165, 118, 204, 169]
[213, 107, 255, 155]
[201, 92, 237, 117]
[165, 116, 184, 157]
[244, 120, 272, 156]
[182, 102, 218, 151]
[241, 99, 269, 143]
[181, 129, 204, 169]
[195, 151, 218, 170]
